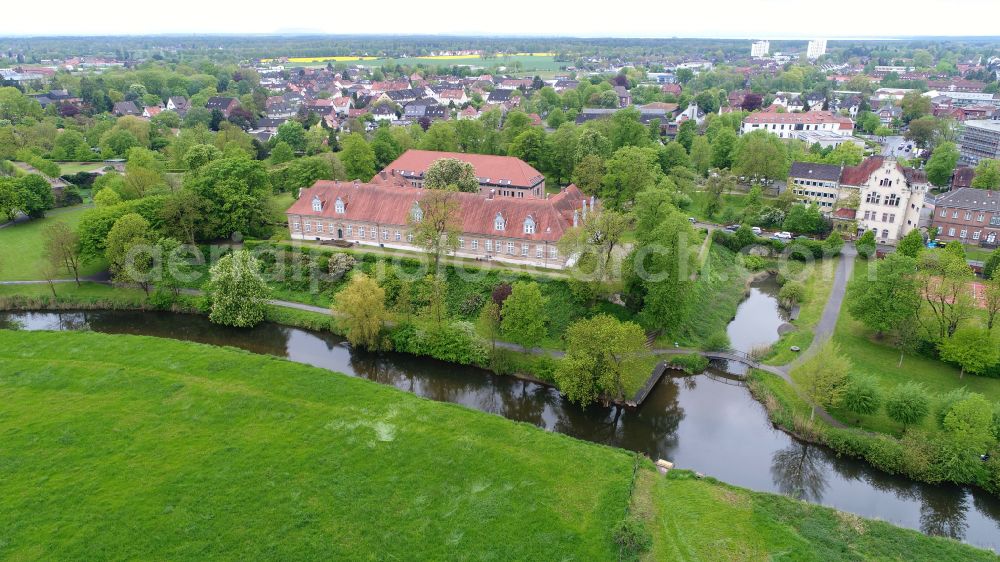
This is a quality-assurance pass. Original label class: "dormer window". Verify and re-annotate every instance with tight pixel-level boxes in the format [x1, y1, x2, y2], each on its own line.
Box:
[334, 197, 345, 214]
[494, 212, 506, 231]
[411, 201, 423, 222]
[311, 196, 322, 213]
[523, 215, 535, 234]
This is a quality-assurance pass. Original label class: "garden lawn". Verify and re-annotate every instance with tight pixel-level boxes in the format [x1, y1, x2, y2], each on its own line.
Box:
[687, 191, 776, 224]
[0, 329, 634, 560]
[640, 470, 993, 561]
[0, 206, 106, 281]
[764, 257, 840, 365]
[827, 264, 1000, 434]
[56, 162, 106, 175]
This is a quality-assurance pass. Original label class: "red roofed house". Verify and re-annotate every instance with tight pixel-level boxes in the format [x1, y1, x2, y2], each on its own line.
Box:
[741, 110, 853, 139]
[286, 181, 593, 268]
[371, 149, 546, 199]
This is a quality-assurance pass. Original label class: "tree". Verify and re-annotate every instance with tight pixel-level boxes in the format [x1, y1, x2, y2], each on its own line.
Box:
[703, 169, 736, 218]
[733, 130, 788, 182]
[782, 203, 824, 234]
[984, 247, 1000, 281]
[938, 326, 999, 378]
[794, 342, 852, 420]
[554, 314, 648, 406]
[546, 123, 579, 185]
[105, 213, 153, 293]
[900, 91, 931, 123]
[408, 188, 460, 271]
[15, 174, 54, 218]
[508, 127, 546, 172]
[609, 107, 649, 150]
[675, 119, 697, 151]
[423, 158, 479, 193]
[856, 230, 877, 259]
[688, 135, 711, 176]
[710, 128, 737, 170]
[479, 300, 502, 353]
[269, 141, 294, 164]
[205, 250, 270, 328]
[841, 374, 882, 418]
[601, 146, 663, 209]
[925, 142, 960, 187]
[896, 228, 924, 258]
[971, 159, 1000, 190]
[657, 141, 689, 174]
[846, 253, 921, 336]
[918, 250, 974, 340]
[159, 189, 207, 245]
[335, 272, 387, 350]
[984, 276, 1000, 333]
[500, 281, 547, 351]
[558, 209, 630, 285]
[42, 222, 82, 286]
[0, 177, 18, 222]
[904, 116, 940, 148]
[275, 120, 307, 152]
[184, 156, 271, 239]
[572, 154, 605, 195]
[546, 108, 566, 129]
[885, 382, 930, 431]
[339, 133, 376, 180]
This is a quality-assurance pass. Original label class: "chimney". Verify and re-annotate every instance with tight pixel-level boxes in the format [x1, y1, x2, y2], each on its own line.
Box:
[353, 180, 360, 188]
[573, 209, 579, 228]
[590, 195, 595, 210]
[582, 198, 588, 220]
[488, 189, 495, 200]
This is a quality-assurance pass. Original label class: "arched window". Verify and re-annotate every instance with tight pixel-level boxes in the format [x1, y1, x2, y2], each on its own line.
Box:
[523, 215, 535, 234]
[334, 197, 345, 214]
[311, 196, 322, 212]
[411, 201, 423, 222]
[494, 212, 505, 231]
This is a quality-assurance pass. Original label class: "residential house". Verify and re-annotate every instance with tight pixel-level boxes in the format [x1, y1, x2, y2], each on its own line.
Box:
[614, 86, 631, 108]
[166, 96, 190, 116]
[875, 103, 902, 125]
[932, 188, 1000, 247]
[205, 96, 239, 118]
[842, 156, 928, 244]
[404, 98, 440, 119]
[112, 101, 141, 117]
[741, 110, 853, 139]
[487, 89, 515, 104]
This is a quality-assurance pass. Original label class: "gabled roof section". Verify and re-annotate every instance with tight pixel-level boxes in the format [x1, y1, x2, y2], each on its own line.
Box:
[372, 149, 544, 189]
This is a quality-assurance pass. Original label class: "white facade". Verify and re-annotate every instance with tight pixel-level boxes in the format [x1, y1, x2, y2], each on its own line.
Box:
[751, 40, 770, 58]
[806, 39, 827, 60]
[853, 160, 927, 244]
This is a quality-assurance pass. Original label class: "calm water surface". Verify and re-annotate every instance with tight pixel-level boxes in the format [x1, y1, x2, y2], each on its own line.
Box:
[4, 292, 1000, 549]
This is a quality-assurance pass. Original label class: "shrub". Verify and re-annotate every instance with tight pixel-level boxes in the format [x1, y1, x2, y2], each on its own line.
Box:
[702, 331, 730, 352]
[612, 517, 652, 560]
[741, 254, 766, 271]
[669, 353, 709, 374]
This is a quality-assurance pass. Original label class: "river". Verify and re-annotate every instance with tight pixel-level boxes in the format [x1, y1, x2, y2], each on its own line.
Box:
[3, 283, 1000, 549]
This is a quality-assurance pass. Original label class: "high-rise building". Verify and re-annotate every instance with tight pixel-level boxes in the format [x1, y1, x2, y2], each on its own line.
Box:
[958, 118, 1000, 165]
[807, 39, 827, 59]
[751, 40, 770, 58]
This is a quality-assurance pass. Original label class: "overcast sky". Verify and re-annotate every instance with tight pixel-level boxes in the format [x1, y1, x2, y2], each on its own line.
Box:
[2, 0, 998, 38]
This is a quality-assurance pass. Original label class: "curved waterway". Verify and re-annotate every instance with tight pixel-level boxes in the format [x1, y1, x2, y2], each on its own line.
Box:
[3, 299, 1000, 549]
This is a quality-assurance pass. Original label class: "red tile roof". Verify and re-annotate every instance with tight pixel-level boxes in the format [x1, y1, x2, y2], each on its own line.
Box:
[743, 110, 853, 130]
[833, 207, 857, 220]
[287, 181, 588, 243]
[372, 149, 544, 189]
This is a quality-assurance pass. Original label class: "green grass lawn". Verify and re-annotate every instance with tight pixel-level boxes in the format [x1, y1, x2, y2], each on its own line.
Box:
[642, 470, 992, 561]
[56, 162, 107, 175]
[764, 258, 841, 365]
[0, 206, 106, 281]
[0, 329, 990, 560]
[0, 329, 633, 559]
[825, 264, 1000, 434]
[686, 191, 777, 224]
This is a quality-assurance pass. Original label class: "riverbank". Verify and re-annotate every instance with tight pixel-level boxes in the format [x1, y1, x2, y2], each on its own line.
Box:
[0, 329, 991, 560]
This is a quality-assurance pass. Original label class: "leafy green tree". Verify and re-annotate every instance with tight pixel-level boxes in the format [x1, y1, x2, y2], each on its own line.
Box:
[339, 133, 377, 180]
[408, 188, 460, 271]
[184, 143, 223, 171]
[15, 174, 54, 218]
[423, 158, 479, 192]
[546, 108, 566, 128]
[51, 130, 92, 161]
[601, 146, 663, 209]
[925, 142, 960, 187]
[900, 91, 931, 123]
[675, 119, 697, 151]
[105, 213, 153, 293]
[823, 231, 844, 255]
[896, 229, 924, 258]
[370, 126, 402, 169]
[885, 382, 930, 431]
[971, 159, 1000, 189]
[782, 203, 824, 234]
[821, 142, 863, 167]
[184, 156, 271, 239]
[420, 121, 459, 152]
[710, 128, 737, 170]
[733, 130, 788, 182]
[856, 230, 877, 259]
[938, 326, 999, 378]
[335, 272, 387, 350]
[918, 250, 974, 339]
[508, 127, 546, 172]
[984, 247, 1000, 280]
[554, 314, 649, 406]
[545, 123, 579, 185]
[689, 135, 711, 176]
[847, 253, 921, 337]
[558, 209, 630, 286]
[0, 87, 42, 123]
[205, 249, 270, 328]
[0, 178, 18, 222]
[572, 154, 605, 196]
[500, 281, 547, 351]
[795, 342, 852, 420]
[842, 374, 882, 418]
[658, 141, 689, 174]
[269, 141, 294, 164]
[609, 107, 649, 150]
[575, 129, 611, 161]
[43, 222, 82, 285]
[275, 120, 307, 152]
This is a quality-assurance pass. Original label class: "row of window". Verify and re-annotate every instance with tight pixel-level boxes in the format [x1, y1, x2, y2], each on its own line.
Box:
[291, 221, 559, 258]
[947, 228, 998, 243]
[794, 180, 835, 188]
[862, 211, 896, 223]
[864, 193, 900, 206]
[938, 208, 997, 225]
[794, 189, 835, 199]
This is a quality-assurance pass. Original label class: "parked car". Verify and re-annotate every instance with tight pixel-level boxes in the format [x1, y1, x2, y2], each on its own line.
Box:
[688, 217, 697, 223]
[775, 231, 793, 240]
[751, 227, 762, 235]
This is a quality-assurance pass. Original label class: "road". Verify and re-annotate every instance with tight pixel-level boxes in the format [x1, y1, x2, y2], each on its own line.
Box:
[881, 135, 913, 158]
